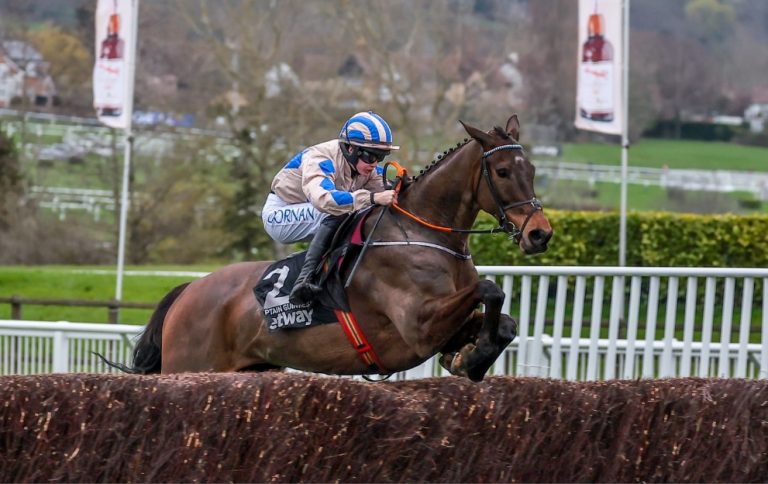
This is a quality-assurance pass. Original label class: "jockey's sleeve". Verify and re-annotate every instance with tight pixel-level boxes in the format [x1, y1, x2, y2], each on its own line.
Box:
[301, 155, 375, 215]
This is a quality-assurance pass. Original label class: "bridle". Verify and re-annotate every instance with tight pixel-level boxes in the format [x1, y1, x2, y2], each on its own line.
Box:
[389, 143, 544, 242]
[480, 144, 544, 242]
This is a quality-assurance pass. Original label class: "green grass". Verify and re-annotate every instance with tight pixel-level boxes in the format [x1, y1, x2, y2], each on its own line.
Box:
[538, 178, 765, 213]
[29, 154, 116, 189]
[0, 266, 214, 324]
[561, 139, 768, 171]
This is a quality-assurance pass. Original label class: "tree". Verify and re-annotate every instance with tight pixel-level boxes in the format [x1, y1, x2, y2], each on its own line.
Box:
[651, 31, 719, 136]
[518, 1, 578, 138]
[178, 1, 349, 260]
[126, 135, 231, 264]
[337, 0, 530, 160]
[26, 24, 92, 110]
[0, 128, 24, 230]
[685, 0, 736, 47]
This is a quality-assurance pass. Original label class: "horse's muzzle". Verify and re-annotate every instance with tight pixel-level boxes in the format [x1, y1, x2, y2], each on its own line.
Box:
[521, 228, 553, 254]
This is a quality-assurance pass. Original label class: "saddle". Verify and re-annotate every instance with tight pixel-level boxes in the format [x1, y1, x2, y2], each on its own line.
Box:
[253, 209, 372, 332]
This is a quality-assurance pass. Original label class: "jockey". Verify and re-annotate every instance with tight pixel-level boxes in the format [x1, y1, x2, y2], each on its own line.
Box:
[262, 111, 399, 305]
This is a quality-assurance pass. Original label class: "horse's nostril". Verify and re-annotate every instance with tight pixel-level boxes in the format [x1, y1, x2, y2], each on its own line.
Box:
[529, 229, 552, 246]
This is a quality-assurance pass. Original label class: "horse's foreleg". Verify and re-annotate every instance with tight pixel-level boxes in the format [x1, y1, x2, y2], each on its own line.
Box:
[442, 279, 517, 381]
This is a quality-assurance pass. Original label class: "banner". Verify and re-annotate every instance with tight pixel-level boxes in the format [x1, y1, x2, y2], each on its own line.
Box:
[575, 0, 623, 135]
[93, 0, 137, 129]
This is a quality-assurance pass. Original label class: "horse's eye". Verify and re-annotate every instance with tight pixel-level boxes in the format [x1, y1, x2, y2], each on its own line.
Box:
[496, 168, 509, 178]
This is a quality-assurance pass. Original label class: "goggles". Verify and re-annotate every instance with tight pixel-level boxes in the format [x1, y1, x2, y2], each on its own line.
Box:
[357, 148, 389, 165]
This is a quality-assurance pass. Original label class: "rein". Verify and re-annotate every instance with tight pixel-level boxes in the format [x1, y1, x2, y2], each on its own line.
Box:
[391, 144, 543, 241]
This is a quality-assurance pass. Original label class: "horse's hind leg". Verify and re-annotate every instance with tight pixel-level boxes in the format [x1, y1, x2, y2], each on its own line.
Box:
[444, 280, 517, 381]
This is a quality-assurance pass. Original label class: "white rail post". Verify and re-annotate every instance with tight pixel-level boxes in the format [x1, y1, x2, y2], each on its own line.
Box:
[515, 276, 532, 376]
[566, 276, 586, 381]
[52, 330, 69, 373]
[660, 277, 679, 377]
[736, 278, 754, 377]
[623, 276, 642, 379]
[605, 276, 625, 380]
[699, 277, 717, 377]
[642, 276, 660, 378]
[719, 278, 735, 377]
[530, 276, 550, 377]
[587, 276, 605, 380]
[761, 278, 768, 379]
[548, 276, 568, 379]
[680, 277, 698, 376]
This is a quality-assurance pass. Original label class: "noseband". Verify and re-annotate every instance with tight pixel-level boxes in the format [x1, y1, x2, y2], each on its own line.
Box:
[386, 143, 544, 244]
[481, 144, 543, 242]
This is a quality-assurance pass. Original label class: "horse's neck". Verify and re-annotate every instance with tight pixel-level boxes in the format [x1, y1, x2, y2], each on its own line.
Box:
[400, 143, 481, 232]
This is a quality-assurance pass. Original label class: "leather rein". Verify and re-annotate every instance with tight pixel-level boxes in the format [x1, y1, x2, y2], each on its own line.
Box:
[389, 143, 544, 243]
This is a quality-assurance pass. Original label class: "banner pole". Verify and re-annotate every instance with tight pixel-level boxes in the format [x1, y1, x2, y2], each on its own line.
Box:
[115, 132, 132, 303]
[114, 0, 140, 310]
[618, 0, 630, 267]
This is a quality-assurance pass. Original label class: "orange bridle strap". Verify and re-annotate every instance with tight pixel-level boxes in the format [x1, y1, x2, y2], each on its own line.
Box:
[386, 160, 468, 233]
[384, 161, 504, 234]
[390, 203, 453, 232]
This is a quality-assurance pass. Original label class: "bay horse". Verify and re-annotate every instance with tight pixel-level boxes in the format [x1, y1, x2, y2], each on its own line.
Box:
[116, 115, 552, 382]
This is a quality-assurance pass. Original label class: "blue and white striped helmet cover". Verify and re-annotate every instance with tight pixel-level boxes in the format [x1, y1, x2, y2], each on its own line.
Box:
[339, 111, 399, 150]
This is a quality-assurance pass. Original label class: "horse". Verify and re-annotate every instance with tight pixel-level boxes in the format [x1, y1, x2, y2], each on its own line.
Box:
[114, 115, 553, 382]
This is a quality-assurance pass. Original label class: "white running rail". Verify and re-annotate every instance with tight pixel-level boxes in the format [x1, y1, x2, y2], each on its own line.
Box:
[535, 160, 768, 201]
[0, 321, 141, 374]
[2, 266, 767, 380]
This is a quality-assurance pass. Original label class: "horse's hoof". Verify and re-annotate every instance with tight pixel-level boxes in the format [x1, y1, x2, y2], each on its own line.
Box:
[449, 343, 475, 377]
[439, 352, 456, 372]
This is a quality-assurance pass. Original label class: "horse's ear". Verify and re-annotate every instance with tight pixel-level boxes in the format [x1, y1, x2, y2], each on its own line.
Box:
[459, 120, 494, 149]
[506, 114, 520, 141]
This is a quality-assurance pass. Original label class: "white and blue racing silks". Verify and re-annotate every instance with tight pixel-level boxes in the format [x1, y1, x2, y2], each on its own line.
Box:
[319, 178, 354, 206]
[269, 139, 386, 216]
[318, 158, 353, 206]
[284, 149, 308, 170]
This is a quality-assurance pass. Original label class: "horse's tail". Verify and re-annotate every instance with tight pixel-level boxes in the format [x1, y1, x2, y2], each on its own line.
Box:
[95, 282, 191, 374]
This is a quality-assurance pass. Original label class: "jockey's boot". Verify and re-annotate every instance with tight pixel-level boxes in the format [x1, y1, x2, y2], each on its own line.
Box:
[289, 215, 344, 305]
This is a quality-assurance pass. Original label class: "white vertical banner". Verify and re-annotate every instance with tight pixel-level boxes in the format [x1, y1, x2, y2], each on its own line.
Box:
[93, 0, 140, 309]
[93, 0, 137, 129]
[575, 0, 624, 135]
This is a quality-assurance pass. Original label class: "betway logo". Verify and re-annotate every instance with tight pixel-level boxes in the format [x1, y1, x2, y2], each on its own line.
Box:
[269, 309, 313, 329]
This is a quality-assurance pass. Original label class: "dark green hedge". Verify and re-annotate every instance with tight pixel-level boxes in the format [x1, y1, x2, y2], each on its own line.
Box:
[470, 210, 768, 267]
[643, 120, 740, 141]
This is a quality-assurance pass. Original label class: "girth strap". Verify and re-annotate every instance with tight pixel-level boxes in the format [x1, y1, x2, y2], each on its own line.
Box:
[368, 240, 472, 260]
[334, 309, 388, 374]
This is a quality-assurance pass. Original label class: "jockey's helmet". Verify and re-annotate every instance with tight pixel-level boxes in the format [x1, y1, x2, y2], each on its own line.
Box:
[339, 111, 400, 151]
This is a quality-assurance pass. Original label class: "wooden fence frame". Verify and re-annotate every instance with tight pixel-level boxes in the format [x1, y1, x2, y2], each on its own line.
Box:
[0, 296, 155, 324]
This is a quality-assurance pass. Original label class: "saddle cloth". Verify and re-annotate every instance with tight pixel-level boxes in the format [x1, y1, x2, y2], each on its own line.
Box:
[252, 209, 370, 332]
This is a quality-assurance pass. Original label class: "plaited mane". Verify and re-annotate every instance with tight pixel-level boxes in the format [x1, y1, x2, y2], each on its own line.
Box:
[412, 138, 471, 183]
[413, 126, 512, 183]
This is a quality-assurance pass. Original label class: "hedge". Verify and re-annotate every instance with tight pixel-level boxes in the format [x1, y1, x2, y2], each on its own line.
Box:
[642, 120, 740, 141]
[470, 210, 768, 267]
[3, 373, 767, 482]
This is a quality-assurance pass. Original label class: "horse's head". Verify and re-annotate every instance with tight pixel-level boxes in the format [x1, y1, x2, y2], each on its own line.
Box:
[460, 115, 553, 255]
